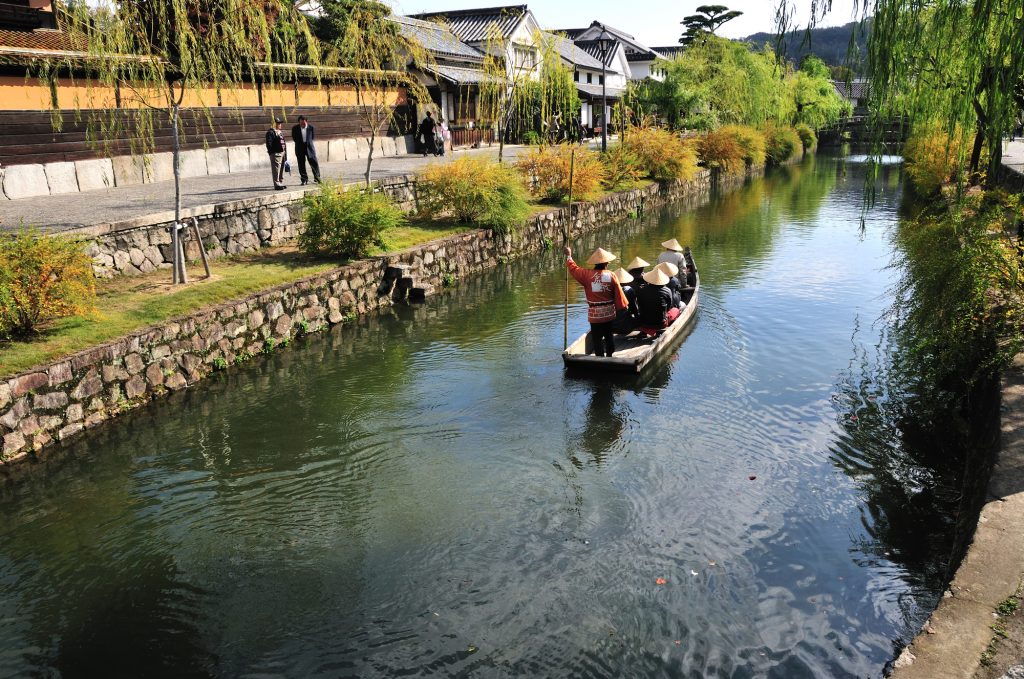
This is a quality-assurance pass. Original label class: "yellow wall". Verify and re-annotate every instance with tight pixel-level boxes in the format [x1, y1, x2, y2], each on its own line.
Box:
[0, 75, 405, 111]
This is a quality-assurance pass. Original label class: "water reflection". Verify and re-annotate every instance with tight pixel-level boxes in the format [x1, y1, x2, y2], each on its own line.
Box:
[0, 155, 982, 678]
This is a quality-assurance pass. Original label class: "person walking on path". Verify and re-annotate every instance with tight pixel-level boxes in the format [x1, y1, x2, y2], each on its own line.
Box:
[419, 111, 437, 157]
[564, 246, 629, 357]
[437, 117, 451, 157]
[266, 117, 288, 190]
[291, 115, 321, 185]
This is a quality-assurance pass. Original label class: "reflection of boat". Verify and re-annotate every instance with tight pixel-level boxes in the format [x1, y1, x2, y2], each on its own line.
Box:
[562, 268, 700, 374]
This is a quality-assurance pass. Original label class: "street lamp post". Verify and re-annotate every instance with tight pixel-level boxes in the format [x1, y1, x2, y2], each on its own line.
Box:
[597, 28, 613, 152]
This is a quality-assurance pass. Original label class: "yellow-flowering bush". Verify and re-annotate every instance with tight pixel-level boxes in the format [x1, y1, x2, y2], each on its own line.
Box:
[0, 230, 96, 338]
[515, 144, 606, 202]
[417, 156, 530, 234]
[622, 127, 699, 181]
[720, 124, 767, 168]
[601, 143, 643, 189]
[696, 129, 746, 174]
[299, 182, 402, 259]
[904, 123, 968, 195]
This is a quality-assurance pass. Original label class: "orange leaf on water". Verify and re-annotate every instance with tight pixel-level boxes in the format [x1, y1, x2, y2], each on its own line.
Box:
[655, 577, 667, 585]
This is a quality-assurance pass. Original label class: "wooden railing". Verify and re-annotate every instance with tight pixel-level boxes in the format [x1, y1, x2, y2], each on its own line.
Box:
[450, 126, 495, 149]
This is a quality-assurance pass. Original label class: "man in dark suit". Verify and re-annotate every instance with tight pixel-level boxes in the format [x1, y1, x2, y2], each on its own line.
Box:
[291, 115, 321, 185]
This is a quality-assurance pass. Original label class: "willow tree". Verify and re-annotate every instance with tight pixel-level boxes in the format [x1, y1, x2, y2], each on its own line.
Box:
[776, 0, 1024, 181]
[479, 29, 579, 162]
[56, 0, 318, 282]
[789, 55, 850, 129]
[315, 0, 431, 186]
[641, 35, 792, 130]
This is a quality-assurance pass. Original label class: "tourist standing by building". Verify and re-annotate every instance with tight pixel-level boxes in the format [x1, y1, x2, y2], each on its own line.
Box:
[291, 115, 321, 185]
[266, 117, 288, 190]
[419, 111, 437, 156]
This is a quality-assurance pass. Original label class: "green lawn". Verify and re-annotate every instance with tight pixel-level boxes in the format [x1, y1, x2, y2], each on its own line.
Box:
[0, 221, 478, 377]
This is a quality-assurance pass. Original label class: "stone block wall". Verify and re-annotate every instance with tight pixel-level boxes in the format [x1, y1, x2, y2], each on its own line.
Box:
[74, 174, 419, 278]
[0, 169, 716, 466]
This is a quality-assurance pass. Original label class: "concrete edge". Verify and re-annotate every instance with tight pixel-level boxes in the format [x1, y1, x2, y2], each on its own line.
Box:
[890, 365, 1024, 679]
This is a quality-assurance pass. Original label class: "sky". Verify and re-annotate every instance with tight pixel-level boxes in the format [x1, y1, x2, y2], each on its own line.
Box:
[386, 0, 862, 47]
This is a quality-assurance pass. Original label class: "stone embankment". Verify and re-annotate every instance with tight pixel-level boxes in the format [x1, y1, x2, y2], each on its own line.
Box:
[0, 170, 722, 467]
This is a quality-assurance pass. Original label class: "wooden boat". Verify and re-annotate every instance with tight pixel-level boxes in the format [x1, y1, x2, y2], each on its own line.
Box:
[562, 269, 700, 374]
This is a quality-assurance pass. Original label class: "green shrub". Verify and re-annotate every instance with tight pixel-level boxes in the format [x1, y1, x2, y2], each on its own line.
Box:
[0, 230, 96, 338]
[515, 144, 606, 202]
[764, 125, 802, 166]
[299, 182, 403, 259]
[696, 128, 745, 174]
[720, 124, 766, 167]
[794, 123, 817, 152]
[601, 143, 643, 189]
[622, 127, 699, 181]
[416, 156, 530, 234]
[521, 130, 542, 146]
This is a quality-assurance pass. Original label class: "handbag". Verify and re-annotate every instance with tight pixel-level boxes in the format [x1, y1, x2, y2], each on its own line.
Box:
[284, 160, 291, 173]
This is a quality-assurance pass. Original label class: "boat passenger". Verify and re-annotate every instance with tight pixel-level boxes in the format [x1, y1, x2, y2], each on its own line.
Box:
[625, 256, 650, 284]
[656, 261, 684, 308]
[612, 268, 639, 335]
[565, 246, 629, 357]
[636, 267, 681, 335]
[657, 238, 687, 271]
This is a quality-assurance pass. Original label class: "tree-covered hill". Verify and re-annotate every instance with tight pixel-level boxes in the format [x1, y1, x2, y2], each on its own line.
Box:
[742, 20, 869, 72]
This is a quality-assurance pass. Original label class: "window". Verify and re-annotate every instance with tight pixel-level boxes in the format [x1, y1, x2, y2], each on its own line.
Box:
[512, 45, 536, 71]
[587, 73, 592, 84]
[598, 75, 604, 85]
[574, 70, 579, 82]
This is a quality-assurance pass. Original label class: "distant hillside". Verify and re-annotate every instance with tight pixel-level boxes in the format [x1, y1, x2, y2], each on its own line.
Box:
[742, 20, 869, 71]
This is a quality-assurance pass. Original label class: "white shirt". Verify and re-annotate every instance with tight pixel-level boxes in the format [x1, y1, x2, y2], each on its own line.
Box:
[301, 126, 308, 143]
[657, 251, 686, 269]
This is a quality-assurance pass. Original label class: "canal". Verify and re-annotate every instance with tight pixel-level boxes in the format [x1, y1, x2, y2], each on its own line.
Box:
[0, 155, 988, 678]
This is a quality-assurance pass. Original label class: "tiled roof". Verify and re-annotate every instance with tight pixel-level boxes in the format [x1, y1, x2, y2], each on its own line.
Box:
[575, 38, 619, 68]
[576, 82, 624, 99]
[409, 5, 528, 43]
[391, 15, 484, 62]
[427, 63, 501, 85]
[0, 27, 81, 53]
[564, 22, 663, 61]
[650, 45, 685, 60]
[544, 32, 604, 70]
[833, 79, 870, 100]
[556, 27, 587, 39]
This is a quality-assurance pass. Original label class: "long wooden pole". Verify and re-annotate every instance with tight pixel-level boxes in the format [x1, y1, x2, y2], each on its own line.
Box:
[564, 149, 575, 351]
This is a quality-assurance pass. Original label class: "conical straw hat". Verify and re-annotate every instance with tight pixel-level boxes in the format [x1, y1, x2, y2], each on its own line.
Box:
[613, 268, 633, 284]
[661, 238, 684, 252]
[657, 261, 679, 277]
[625, 256, 649, 270]
[643, 268, 670, 286]
[586, 247, 617, 265]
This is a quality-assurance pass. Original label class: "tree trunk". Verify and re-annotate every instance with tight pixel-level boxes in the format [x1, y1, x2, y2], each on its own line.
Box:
[365, 127, 376, 187]
[172, 103, 182, 284]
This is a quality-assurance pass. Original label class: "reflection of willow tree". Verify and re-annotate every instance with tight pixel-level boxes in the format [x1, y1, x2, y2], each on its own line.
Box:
[828, 323, 999, 595]
[668, 155, 837, 288]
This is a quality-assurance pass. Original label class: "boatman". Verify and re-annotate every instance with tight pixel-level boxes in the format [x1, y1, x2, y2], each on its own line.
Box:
[565, 246, 629, 357]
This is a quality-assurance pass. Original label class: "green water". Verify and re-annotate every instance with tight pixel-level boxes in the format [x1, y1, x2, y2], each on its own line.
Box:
[0, 156, 981, 677]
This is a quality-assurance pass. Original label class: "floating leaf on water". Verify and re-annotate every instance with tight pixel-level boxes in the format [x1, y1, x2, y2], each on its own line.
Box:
[708, 560, 716, 567]
[674, 640, 681, 645]
[748, 475, 757, 481]
[467, 645, 477, 653]
[655, 577, 667, 585]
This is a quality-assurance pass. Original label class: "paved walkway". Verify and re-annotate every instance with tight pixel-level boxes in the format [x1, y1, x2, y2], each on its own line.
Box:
[0, 143, 526, 234]
[1004, 139, 1024, 178]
